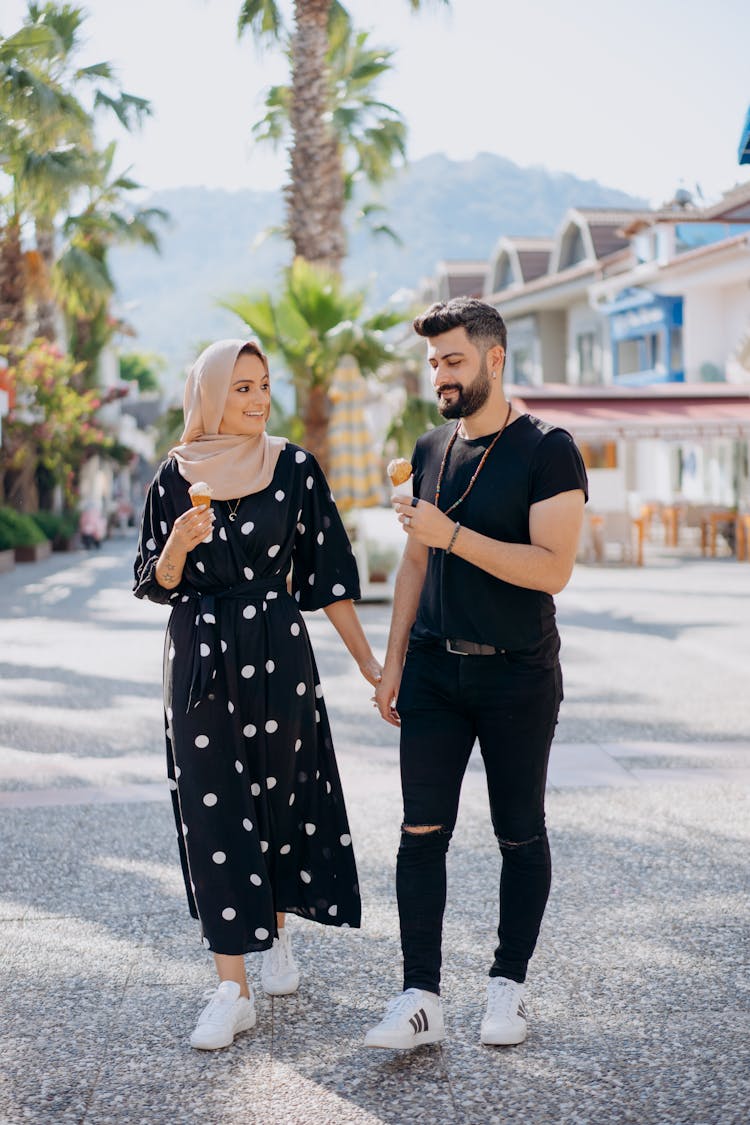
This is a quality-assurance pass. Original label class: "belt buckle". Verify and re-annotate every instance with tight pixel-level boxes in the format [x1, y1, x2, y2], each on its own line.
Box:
[446, 638, 465, 655]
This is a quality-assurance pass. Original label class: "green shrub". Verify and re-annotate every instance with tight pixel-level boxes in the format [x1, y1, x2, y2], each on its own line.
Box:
[0, 507, 49, 547]
[0, 523, 14, 551]
[31, 510, 78, 543]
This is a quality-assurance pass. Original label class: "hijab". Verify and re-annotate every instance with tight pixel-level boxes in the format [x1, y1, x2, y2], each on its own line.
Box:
[169, 339, 287, 501]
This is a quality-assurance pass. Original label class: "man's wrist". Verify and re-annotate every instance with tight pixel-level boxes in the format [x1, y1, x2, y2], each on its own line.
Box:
[384, 648, 407, 673]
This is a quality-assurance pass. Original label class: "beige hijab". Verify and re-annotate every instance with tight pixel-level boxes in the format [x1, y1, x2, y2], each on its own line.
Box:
[170, 339, 287, 501]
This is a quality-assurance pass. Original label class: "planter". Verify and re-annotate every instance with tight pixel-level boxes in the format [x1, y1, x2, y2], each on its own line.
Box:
[14, 540, 53, 563]
[0, 549, 15, 575]
[53, 532, 81, 552]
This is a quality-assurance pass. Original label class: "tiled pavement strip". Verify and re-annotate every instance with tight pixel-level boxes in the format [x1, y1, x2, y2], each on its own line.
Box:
[0, 538, 748, 1124]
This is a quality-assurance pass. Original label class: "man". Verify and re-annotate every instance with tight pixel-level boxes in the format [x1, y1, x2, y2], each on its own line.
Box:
[366, 298, 587, 1049]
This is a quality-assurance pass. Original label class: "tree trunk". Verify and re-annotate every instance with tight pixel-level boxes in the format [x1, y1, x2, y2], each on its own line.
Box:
[0, 219, 26, 347]
[4, 462, 39, 513]
[34, 222, 58, 342]
[301, 383, 331, 474]
[286, 0, 345, 271]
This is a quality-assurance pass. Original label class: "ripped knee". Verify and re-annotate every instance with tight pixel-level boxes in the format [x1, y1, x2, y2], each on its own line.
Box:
[398, 822, 452, 858]
[495, 830, 546, 850]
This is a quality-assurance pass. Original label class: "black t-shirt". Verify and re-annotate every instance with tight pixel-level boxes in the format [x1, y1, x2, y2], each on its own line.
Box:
[410, 413, 588, 658]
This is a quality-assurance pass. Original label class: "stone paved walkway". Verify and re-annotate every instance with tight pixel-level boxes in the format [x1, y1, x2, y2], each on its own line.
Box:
[1, 540, 748, 1124]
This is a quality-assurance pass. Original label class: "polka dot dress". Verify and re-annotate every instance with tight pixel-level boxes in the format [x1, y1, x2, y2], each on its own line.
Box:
[134, 445, 362, 954]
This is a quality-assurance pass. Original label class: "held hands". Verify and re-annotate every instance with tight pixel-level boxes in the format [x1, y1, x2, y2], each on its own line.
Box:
[392, 494, 456, 551]
[168, 504, 215, 553]
[372, 663, 402, 727]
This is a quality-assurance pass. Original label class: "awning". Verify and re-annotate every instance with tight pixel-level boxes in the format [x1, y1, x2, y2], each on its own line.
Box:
[508, 384, 750, 441]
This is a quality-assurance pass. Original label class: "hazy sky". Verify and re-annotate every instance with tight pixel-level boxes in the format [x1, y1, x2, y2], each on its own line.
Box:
[3, 0, 749, 206]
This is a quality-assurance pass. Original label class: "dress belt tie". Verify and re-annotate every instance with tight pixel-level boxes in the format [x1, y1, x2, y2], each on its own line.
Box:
[183, 576, 289, 711]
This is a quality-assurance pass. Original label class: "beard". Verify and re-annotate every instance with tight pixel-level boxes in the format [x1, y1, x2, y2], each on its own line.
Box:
[437, 354, 493, 419]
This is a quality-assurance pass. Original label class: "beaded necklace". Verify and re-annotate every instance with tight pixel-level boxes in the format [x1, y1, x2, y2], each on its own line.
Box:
[434, 401, 512, 517]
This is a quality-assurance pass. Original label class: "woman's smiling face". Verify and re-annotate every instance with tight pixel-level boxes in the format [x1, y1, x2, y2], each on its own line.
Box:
[219, 351, 271, 436]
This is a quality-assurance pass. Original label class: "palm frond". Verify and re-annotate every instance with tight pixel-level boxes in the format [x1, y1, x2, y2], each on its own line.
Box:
[75, 61, 114, 81]
[92, 90, 152, 131]
[237, 0, 284, 42]
[53, 242, 113, 312]
[0, 25, 59, 60]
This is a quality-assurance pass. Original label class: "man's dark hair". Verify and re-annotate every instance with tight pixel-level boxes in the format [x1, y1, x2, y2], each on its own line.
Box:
[412, 298, 507, 354]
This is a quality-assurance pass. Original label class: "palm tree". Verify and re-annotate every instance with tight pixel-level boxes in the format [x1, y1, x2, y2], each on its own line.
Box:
[238, 0, 448, 271]
[0, 21, 72, 343]
[252, 21, 406, 246]
[0, 5, 154, 345]
[22, 2, 152, 341]
[222, 256, 404, 469]
[53, 142, 167, 384]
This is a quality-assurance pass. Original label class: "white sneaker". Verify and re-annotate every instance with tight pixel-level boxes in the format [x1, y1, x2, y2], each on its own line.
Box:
[189, 980, 256, 1050]
[480, 977, 528, 1046]
[364, 988, 445, 1049]
[261, 928, 300, 996]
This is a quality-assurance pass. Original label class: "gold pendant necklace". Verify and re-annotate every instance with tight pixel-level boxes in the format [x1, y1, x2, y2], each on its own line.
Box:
[226, 497, 242, 522]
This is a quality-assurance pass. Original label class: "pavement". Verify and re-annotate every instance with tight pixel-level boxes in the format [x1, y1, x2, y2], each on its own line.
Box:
[0, 537, 748, 1125]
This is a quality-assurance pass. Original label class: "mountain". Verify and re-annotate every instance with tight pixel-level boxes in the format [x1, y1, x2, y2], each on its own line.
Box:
[110, 152, 646, 380]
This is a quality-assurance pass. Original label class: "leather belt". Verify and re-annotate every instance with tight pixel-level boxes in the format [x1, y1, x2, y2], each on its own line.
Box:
[445, 638, 503, 656]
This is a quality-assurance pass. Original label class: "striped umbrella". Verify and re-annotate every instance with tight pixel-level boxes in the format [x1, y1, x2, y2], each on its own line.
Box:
[328, 355, 383, 512]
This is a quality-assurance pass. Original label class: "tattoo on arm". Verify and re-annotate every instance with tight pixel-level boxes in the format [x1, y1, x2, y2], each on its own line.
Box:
[163, 549, 176, 582]
[158, 546, 178, 588]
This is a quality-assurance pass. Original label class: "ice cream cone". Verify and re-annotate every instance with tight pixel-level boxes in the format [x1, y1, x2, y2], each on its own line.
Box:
[387, 458, 413, 498]
[188, 481, 214, 543]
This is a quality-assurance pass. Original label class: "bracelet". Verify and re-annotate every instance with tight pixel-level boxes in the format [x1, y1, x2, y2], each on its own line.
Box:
[445, 521, 461, 555]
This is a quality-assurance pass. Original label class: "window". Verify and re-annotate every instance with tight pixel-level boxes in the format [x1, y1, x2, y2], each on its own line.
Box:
[675, 222, 749, 254]
[616, 339, 640, 376]
[670, 326, 683, 373]
[577, 332, 598, 384]
[616, 334, 665, 377]
[579, 442, 618, 469]
[643, 332, 664, 372]
[511, 348, 533, 385]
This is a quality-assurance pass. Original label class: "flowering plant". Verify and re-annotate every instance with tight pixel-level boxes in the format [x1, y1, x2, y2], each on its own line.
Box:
[0, 337, 111, 504]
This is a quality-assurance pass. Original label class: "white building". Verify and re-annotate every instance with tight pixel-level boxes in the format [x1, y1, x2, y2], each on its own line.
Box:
[485, 188, 750, 515]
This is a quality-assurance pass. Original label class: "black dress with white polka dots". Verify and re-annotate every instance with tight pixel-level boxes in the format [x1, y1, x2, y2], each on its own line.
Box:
[133, 444, 362, 954]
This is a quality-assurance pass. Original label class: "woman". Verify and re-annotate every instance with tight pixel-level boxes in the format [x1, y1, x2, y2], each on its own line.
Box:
[134, 339, 381, 1050]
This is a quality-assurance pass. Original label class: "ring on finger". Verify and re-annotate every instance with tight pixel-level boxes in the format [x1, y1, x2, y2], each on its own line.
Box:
[410, 496, 419, 508]
[404, 516, 411, 527]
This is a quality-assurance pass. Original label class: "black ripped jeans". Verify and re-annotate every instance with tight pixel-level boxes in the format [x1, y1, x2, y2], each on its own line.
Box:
[396, 641, 563, 995]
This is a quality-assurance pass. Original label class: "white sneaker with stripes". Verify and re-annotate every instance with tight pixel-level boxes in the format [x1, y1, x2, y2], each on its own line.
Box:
[480, 977, 528, 1045]
[364, 988, 445, 1049]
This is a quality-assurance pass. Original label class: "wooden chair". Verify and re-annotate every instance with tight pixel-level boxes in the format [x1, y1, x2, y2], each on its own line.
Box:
[591, 510, 642, 565]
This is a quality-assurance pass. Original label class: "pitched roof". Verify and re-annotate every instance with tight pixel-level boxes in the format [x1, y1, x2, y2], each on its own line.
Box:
[434, 259, 487, 299]
[510, 239, 554, 282]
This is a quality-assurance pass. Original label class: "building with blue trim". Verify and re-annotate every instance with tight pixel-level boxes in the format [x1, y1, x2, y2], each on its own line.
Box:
[409, 182, 750, 519]
[601, 289, 684, 385]
[739, 104, 750, 165]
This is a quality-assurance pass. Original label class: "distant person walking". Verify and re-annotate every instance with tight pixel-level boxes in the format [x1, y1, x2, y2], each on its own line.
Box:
[79, 504, 106, 549]
[368, 298, 587, 1049]
[134, 339, 381, 1050]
